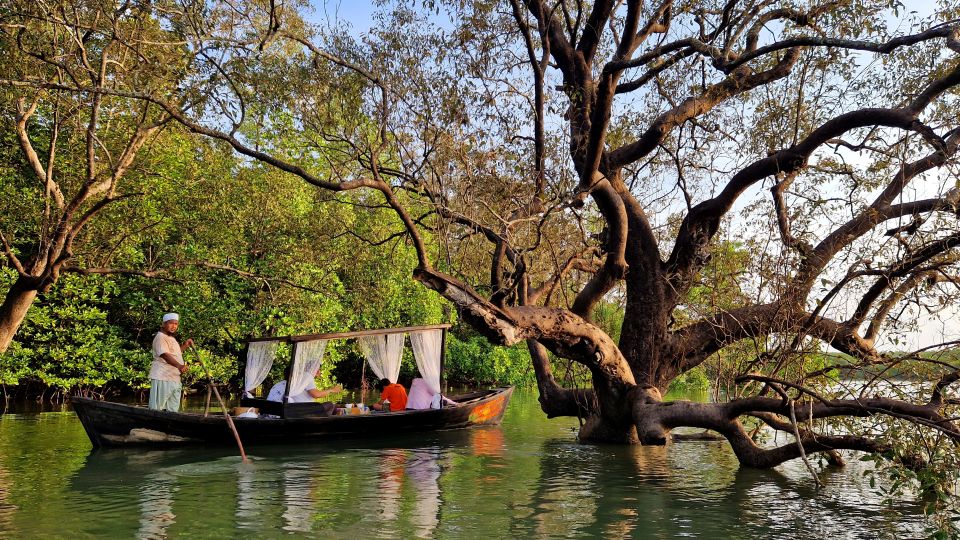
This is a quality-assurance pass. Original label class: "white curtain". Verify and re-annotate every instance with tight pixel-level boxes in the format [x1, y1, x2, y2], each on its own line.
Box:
[288, 339, 327, 400]
[244, 341, 279, 397]
[410, 330, 443, 394]
[358, 334, 405, 383]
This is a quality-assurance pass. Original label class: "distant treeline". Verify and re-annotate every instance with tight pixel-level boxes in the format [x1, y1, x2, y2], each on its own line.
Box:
[813, 351, 960, 381]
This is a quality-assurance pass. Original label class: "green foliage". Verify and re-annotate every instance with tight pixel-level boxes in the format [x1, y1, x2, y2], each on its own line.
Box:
[0, 128, 530, 394]
[0, 268, 147, 393]
[445, 333, 534, 387]
[0, 121, 436, 393]
[859, 428, 960, 539]
[592, 301, 623, 345]
[667, 366, 710, 393]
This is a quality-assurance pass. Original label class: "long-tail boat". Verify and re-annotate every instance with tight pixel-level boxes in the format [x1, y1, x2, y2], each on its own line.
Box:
[72, 324, 513, 448]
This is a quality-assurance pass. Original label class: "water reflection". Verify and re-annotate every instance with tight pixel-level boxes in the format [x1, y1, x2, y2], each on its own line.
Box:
[378, 448, 406, 523]
[282, 462, 316, 533]
[235, 460, 268, 530]
[407, 448, 442, 538]
[515, 436, 924, 539]
[0, 464, 16, 535]
[63, 429, 933, 539]
[74, 441, 455, 538]
[373, 446, 447, 538]
[469, 427, 504, 458]
[136, 470, 177, 539]
[0, 392, 936, 538]
[729, 462, 921, 539]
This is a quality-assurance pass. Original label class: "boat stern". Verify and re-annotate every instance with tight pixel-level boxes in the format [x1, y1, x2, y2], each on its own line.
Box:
[467, 387, 513, 425]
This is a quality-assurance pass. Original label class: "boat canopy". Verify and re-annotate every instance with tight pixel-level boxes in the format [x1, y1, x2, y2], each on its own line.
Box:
[242, 324, 451, 401]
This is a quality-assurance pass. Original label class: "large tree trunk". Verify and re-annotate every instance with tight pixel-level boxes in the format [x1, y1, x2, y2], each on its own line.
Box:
[527, 339, 596, 418]
[0, 275, 40, 355]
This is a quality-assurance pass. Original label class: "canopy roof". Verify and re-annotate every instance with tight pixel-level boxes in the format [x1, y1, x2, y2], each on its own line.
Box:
[242, 324, 452, 403]
[245, 324, 451, 344]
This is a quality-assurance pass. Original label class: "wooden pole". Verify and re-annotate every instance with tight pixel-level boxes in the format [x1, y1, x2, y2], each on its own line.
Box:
[360, 359, 368, 405]
[191, 348, 249, 463]
[203, 385, 212, 417]
[246, 323, 453, 344]
[282, 342, 297, 417]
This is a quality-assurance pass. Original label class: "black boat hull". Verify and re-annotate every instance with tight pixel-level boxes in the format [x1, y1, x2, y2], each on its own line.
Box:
[71, 387, 514, 448]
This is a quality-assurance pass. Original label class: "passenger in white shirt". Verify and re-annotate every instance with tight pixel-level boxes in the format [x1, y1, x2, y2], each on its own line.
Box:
[266, 377, 342, 403]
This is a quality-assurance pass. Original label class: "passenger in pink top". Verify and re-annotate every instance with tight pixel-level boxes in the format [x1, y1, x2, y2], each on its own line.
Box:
[406, 378, 457, 410]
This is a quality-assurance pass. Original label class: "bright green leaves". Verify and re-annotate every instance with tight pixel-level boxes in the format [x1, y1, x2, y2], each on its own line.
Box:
[0, 269, 148, 391]
[445, 333, 533, 387]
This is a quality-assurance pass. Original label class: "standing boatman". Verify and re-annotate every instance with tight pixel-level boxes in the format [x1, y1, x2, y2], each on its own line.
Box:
[149, 312, 193, 411]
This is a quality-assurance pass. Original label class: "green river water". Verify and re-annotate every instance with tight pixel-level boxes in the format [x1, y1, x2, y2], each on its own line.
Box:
[0, 389, 930, 539]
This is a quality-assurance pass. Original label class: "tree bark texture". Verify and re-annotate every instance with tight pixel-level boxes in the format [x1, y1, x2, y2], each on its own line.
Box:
[0, 275, 39, 355]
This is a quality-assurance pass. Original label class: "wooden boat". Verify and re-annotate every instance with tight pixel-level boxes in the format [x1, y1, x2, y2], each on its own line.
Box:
[72, 387, 514, 448]
[73, 323, 514, 448]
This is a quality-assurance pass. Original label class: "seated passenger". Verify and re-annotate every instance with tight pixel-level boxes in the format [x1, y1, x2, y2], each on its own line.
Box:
[406, 378, 433, 410]
[407, 377, 457, 410]
[372, 378, 407, 411]
[267, 378, 342, 403]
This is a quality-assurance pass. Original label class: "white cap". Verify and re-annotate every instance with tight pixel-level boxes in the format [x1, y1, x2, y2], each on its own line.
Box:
[162, 313, 180, 323]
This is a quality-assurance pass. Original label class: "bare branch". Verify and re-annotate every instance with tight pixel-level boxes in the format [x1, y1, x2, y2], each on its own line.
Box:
[14, 97, 65, 208]
[0, 230, 27, 276]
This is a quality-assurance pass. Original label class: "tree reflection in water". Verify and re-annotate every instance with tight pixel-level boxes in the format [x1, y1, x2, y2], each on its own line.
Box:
[0, 465, 16, 536]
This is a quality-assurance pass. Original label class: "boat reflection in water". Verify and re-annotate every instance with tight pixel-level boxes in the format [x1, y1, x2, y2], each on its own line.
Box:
[60, 388, 930, 539]
[404, 448, 444, 537]
[136, 469, 177, 539]
[469, 426, 504, 458]
[70, 428, 490, 538]
[377, 448, 405, 523]
[281, 462, 317, 533]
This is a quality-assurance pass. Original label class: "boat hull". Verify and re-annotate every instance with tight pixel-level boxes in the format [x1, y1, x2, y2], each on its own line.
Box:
[71, 387, 514, 448]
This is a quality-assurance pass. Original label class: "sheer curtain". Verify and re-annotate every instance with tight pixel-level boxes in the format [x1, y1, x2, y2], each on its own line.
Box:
[288, 339, 327, 400]
[358, 334, 405, 383]
[244, 341, 279, 397]
[410, 330, 443, 394]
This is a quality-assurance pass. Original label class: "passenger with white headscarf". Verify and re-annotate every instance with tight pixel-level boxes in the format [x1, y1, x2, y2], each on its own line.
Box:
[148, 312, 194, 412]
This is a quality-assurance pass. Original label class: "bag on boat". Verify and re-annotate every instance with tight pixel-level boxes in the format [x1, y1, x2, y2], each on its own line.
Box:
[232, 406, 259, 418]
